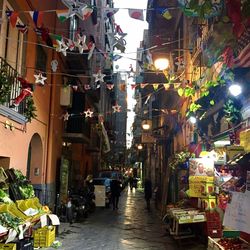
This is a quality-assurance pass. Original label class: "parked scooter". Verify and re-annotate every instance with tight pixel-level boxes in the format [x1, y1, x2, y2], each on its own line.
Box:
[70, 194, 88, 222]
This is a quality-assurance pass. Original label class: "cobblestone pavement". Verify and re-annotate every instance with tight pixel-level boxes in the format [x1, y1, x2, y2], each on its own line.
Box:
[52, 188, 206, 250]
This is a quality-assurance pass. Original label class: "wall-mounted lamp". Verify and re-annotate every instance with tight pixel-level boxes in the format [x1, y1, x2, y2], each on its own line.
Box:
[137, 144, 143, 150]
[229, 84, 242, 97]
[141, 120, 152, 131]
[154, 58, 169, 71]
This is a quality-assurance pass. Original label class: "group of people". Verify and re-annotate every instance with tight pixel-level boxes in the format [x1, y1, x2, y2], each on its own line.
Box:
[84, 175, 154, 212]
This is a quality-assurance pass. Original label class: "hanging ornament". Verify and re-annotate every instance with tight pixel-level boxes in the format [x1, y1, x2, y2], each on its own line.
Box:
[61, 0, 89, 20]
[112, 104, 121, 113]
[93, 70, 106, 83]
[66, 38, 75, 51]
[71, 85, 78, 91]
[51, 60, 58, 72]
[34, 73, 47, 86]
[63, 112, 70, 121]
[56, 39, 68, 56]
[75, 34, 88, 53]
[84, 84, 91, 90]
[84, 108, 93, 118]
[175, 57, 185, 71]
[106, 84, 114, 90]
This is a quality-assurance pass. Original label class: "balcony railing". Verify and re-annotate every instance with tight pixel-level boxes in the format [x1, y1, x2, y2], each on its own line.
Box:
[63, 116, 91, 143]
[0, 57, 27, 123]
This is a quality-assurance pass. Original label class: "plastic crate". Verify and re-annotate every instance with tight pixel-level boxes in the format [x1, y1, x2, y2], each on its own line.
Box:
[15, 239, 33, 250]
[0, 244, 16, 250]
[33, 226, 55, 248]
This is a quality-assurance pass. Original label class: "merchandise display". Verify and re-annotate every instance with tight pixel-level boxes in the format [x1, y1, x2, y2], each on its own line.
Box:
[0, 167, 60, 249]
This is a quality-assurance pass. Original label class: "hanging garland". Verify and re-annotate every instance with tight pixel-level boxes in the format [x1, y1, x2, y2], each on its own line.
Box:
[23, 96, 37, 122]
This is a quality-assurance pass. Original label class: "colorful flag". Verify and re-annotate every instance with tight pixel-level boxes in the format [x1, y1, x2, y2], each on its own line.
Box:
[105, 8, 119, 18]
[6, 11, 18, 28]
[56, 9, 70, 22]
[161, 8, 172, 20]
[29, 11, 43, 27]
[234, 28, 250, 68]
[128, 9, 144, 21]
[82, 6, 93, 20]
[153, 83, 159, 90]
[16, 23, 28, 34]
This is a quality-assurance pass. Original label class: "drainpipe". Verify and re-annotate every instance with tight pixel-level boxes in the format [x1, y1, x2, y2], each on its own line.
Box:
[44, 1, 58, 205]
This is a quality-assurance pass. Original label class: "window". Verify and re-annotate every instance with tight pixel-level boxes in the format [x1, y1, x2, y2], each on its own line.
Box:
[0, 0, 25, 74]
[36, 45, 47, 73]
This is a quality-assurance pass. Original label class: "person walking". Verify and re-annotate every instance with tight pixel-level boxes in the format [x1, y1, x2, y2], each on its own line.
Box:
[110, 178, 121, 210]
[144, 178, 152, 211]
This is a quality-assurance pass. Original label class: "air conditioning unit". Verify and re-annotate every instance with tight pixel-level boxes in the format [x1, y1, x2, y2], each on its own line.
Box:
[60, 86, 72, 107]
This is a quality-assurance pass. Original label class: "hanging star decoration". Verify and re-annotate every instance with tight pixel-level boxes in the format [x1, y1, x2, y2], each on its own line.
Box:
[66, 38, 75, 51]
[62, 0, 88, 20]
[84, 108, 93, 118]
[175, 57, 185, 71]
[56, 39, 68, 56]
[63, 112, 70, 121]
[34, 73, 47, 86]
[75, 34, 88, 53]
[93, 70, 106, 83]
[112, 104, 121, 113]
[106, 83, 114, 90]
[107, 32, 127, 52]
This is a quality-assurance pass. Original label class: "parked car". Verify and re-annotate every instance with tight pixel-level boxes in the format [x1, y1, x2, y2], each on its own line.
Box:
[92, 178, 111, 207]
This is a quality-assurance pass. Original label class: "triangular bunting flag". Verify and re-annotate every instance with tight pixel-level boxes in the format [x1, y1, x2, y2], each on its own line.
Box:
[29, 11, 43, 27]
[16, 23, 28, 33]
[56, 9, 70, 22]
[140, 83, 147, 88]
[6, 11, 18, 28]
[82, 6, 93, 20]
[153, 83, 159, 90]
[105, 8, 119, 18]
[161, 8, 172, 20]
[128, 9, 144, 21]
[164, 84, 170, 90]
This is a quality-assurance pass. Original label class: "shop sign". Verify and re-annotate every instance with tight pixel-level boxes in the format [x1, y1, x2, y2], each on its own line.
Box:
[223, 191, 250, 234]
[240, 129, 250, 151]
[94, 185, 106, 207]
[188, 176, 214, 198]
[141, 133, 156, 144]
[189, 158, 214, 177]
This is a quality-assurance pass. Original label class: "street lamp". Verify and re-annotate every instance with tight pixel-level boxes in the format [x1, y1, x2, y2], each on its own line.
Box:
[229, 84, 242, 97]
[141, 120, 152, 131]
[154, 58, 169, 71]
[137, 144, 143, 150]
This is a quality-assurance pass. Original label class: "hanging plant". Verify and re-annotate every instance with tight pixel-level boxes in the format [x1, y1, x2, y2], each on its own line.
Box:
[24, 96, 37, 122]
[0, 64, 14, 104]
[223, 98, 242, 126]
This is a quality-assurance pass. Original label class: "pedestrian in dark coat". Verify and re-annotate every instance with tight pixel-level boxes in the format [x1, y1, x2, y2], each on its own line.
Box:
[110, 179, 121, 210]
[144, 178, 152, 211]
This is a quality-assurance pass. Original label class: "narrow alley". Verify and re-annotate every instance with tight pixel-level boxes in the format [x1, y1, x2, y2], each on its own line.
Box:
[53, 188, 206, 250]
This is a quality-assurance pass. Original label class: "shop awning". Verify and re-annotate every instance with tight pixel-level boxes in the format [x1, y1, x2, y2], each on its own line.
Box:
[227, 152, 250, 166]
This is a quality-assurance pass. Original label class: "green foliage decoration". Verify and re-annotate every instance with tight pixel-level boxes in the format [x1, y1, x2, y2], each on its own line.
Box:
[169, 151, 195, 170]
[223, 98, 242, 125]
[0, 64, 14, 104]
[24, 96, 37, 122]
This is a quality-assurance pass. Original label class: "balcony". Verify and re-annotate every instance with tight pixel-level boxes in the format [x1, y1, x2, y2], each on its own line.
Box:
[63, 116, 91, 143]
[0, 57, 27, 124]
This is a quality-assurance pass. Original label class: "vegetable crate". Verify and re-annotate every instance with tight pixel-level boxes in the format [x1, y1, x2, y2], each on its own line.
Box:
[0, 244, 16, 250]
[33, 226, 55, 248]
[16, 239, 33, 250]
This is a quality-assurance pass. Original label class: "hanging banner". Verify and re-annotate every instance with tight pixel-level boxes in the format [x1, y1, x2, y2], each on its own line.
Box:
[189, 158, 214, 177]
[188, 176, 214, 198]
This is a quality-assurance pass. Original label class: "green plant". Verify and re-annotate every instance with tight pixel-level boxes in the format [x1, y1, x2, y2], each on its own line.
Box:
[169, 151, 195, 170]
[0, 65, 14, 104]
[223, 98, 242, 125]
[24, 96, 37, 122]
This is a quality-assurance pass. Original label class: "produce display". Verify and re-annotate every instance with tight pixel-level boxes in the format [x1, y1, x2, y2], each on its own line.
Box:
[0, 189, 12, 203]
[0, 212, 22, 231]
[217, 238, 248, 250]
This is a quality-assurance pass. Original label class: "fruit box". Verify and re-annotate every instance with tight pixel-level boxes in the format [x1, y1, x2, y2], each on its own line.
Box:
[0, 244, 16, 250]
[33, 226, 55, 248]
[200, 197, 216, 210]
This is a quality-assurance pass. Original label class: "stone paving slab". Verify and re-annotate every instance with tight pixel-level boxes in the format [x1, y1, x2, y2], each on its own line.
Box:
[46, 188, 206, 250]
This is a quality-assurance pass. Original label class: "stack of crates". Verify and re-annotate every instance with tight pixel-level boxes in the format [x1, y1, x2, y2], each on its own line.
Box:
[205, 211, 222, 238]
[33, 226, 55, 248]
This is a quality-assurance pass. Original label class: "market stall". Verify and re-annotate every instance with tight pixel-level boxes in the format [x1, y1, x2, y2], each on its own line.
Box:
[0, 168, 60, 249]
